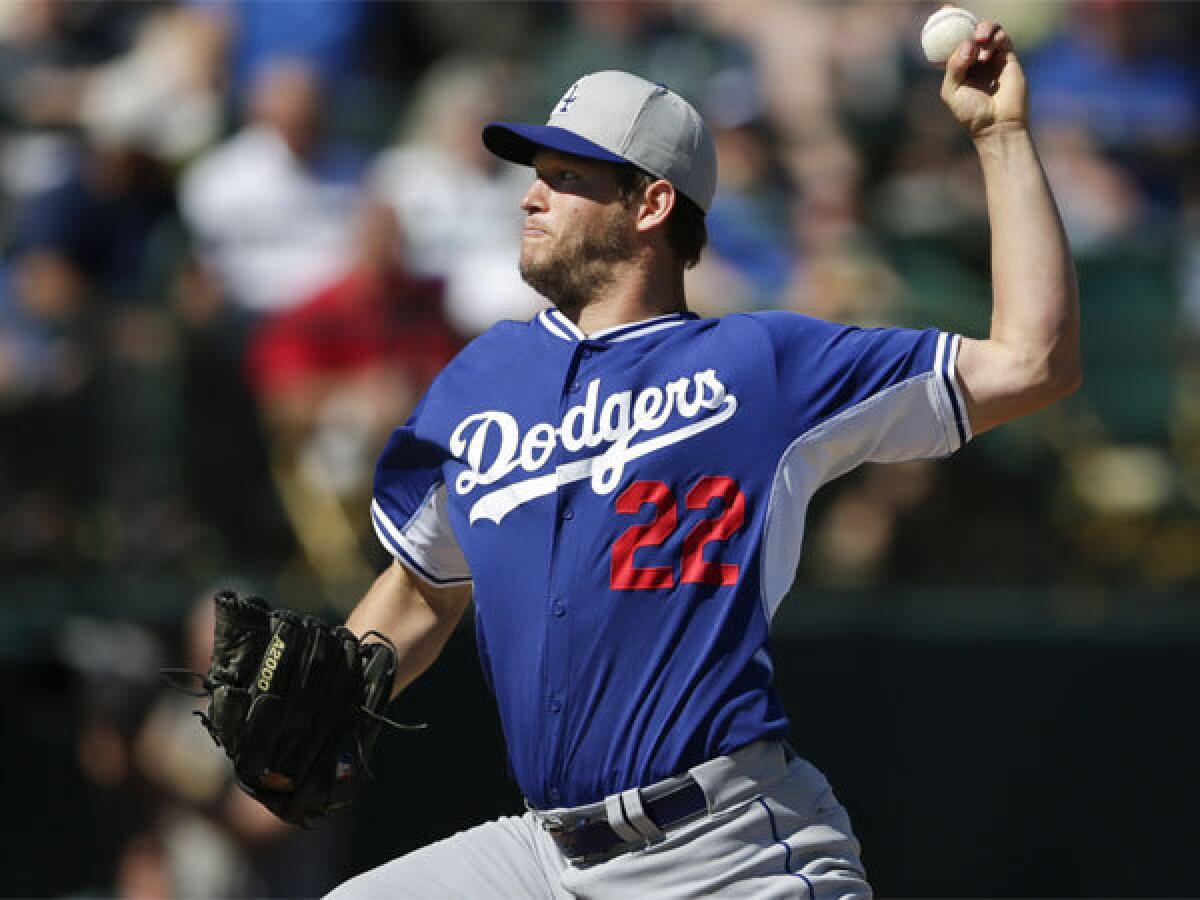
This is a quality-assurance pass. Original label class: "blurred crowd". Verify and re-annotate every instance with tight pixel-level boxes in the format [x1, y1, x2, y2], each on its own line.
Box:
[1, 0, 1198, 594]
[2, 0, 1200, 896]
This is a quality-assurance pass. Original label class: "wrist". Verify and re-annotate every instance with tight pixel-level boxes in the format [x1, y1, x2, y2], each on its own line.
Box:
[972, 120, 1031, 150]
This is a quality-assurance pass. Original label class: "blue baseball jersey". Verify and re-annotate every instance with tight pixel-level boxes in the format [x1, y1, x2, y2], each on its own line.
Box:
[371, 308, 970, 809]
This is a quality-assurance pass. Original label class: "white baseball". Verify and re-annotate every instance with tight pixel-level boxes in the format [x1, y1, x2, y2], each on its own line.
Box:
[921, 6, 979, 65]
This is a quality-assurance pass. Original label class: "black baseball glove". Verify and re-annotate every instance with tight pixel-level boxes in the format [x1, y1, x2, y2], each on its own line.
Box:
[186, 590, 414, 827]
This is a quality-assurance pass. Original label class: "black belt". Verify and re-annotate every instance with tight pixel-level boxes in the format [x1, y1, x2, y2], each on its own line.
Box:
[540, 777, 708, 863]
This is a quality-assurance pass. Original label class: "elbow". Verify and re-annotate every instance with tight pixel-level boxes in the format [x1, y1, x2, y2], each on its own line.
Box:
[1047, 338, 1083, 400]
[1057, 363, 1083, 399]
[1030, 354, 1082, 409]
[965, 331, 1080, 431]
[1019, 284, 1082, 407]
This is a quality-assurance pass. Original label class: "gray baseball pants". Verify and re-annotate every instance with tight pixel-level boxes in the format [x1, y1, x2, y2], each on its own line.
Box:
[326, 740, 871, 899]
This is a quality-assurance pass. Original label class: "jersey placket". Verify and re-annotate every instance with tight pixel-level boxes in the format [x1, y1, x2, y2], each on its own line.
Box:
[541, 337, 603, 806]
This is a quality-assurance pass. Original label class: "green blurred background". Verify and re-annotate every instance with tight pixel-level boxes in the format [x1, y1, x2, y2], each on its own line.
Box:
[1, 0, 1198, 896]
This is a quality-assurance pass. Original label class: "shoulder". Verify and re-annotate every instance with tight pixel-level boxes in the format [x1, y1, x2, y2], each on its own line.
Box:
[694, 310, 848, 354]
[723, 309, 843, 336]
[454, 315, 541, 359]
[422, 315, 543, 390]
[698, 312, 942, 388]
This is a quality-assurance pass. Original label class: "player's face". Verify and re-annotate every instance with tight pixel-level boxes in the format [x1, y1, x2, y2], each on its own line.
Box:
[519, 150, 637, 313]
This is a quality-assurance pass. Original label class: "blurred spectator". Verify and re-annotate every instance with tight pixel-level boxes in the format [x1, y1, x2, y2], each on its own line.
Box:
[403, 2, 541, 61]
[181, 56, 362, 316]
[170, 249, 295, 568]
[695, 68, 794, 312]
[247, 200, 457, 443]
[532, 1, 741, 117]
[692, 1, 836, 144]
[0, 262, 70, 400]
[9, 127, 176, 312]
[71, 591, 347, 898]
[1038, 126, 1145, 254]
[78, 7, 224, 167]
[0, 0, 115, 219]
[0, 0, 1192, 591]
[186, 0, 372, 104]
[0, 263, 96, 567]
[369, 56, 542, 337]
[0, 58, 184, 568]
[112, 832, 173, 900]
[785, 130, 906, 327]
[0, 0, 142, 130]
[67, 615, 164, 893]
[245, 200, 459, 587]
[1028, 1, 1199, 152]
[871, 79, 987, 245]
[1026, 0, 1200, 209]
[2, 6, 191, 320]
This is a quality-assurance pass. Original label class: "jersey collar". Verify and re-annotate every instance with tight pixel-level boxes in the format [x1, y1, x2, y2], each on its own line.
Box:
[538, 309, 696, 344]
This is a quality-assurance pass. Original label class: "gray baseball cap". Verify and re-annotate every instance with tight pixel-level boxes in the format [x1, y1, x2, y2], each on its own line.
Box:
[483, 70, 717, 213]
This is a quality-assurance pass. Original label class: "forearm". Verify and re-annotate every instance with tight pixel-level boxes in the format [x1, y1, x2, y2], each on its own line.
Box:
[939, 22, 1082, 433]
[346, 561, 471, 699]
[976, 125, 1080, 385]
[955, 127, 1081, 432]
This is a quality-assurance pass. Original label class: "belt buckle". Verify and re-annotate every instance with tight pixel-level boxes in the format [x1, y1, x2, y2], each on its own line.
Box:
[542, 815, 614, 866]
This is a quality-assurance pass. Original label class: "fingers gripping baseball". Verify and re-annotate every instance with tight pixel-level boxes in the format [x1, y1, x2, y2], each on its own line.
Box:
[940, 19, 1028, 139]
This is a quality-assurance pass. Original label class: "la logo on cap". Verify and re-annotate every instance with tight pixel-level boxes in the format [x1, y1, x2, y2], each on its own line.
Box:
[558, 81, 581, 114]
[482, 70, 718, 212]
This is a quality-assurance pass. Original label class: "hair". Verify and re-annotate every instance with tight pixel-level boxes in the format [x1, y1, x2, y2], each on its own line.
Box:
[613, 165, 708, 270]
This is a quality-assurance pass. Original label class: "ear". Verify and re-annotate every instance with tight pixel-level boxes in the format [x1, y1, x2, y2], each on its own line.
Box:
[634, 179, 676, 234]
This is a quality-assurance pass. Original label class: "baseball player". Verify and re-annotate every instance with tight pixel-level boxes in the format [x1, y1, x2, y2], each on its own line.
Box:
[330, 19, 1078, 898]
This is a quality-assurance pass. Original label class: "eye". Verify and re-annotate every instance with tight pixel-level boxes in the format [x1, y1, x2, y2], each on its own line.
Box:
[533, 164, 580, 188]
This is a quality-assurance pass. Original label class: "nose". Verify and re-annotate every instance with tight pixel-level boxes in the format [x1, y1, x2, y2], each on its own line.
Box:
[521, 176, 547, 214]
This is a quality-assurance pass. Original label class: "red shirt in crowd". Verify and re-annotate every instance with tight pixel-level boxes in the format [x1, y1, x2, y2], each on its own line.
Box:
[247, 267, 460, 398]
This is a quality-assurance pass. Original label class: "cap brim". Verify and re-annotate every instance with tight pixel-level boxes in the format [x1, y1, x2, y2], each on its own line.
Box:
[483, 123, 628, 167]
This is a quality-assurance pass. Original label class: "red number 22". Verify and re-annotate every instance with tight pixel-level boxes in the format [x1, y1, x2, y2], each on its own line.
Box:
[610, 476, 745, 591]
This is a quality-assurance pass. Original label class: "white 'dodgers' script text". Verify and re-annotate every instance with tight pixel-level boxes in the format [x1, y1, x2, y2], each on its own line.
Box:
[450, 370, 737, 524]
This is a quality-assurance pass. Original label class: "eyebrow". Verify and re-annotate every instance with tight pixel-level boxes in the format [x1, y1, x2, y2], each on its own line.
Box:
[533, 151, 591, 171]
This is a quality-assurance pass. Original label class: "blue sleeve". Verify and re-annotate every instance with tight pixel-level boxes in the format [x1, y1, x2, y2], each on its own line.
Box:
[753, 311, 970, 453]
[754, 314, 971, 613]
[371, 406, 472, 585]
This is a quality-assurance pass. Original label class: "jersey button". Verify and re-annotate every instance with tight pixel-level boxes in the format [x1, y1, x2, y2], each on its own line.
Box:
[548, 698, 562, 713]
[569, 381, 581, 393]
[562, 508, 574, 521]
[549, 787, 561, 803]
[551, 600, 565, 617]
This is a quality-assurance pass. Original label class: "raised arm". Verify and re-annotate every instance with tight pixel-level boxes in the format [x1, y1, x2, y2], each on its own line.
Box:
[346, 560, 472, 700]
[941, 18, 1081, 435]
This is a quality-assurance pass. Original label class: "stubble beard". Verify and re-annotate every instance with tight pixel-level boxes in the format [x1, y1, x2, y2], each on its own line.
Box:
[519, 208, 634, 317]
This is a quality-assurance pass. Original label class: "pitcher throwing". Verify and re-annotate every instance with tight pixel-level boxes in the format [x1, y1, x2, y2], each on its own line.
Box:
[330, 18, 1078, 898]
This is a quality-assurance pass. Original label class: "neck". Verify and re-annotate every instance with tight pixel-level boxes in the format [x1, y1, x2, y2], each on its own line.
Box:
[561, 257, 686, 336]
